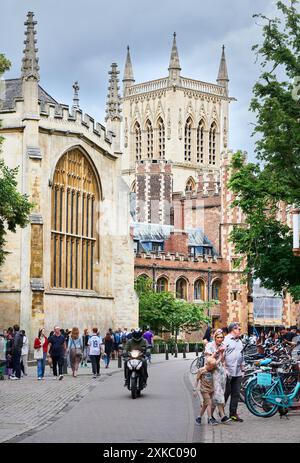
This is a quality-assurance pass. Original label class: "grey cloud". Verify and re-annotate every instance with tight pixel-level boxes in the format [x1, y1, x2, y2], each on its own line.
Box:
[1, 0, 276, 159]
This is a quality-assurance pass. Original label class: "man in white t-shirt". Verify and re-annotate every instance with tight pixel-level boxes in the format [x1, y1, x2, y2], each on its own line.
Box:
[88, 328, 103, 378]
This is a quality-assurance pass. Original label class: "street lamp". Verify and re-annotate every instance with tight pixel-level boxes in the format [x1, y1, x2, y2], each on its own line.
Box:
[292, 208, 300, 257]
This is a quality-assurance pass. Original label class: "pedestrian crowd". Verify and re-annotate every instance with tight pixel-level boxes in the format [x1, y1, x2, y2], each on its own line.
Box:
[194, 323, 300, 426]
[0, 324, 154, 381]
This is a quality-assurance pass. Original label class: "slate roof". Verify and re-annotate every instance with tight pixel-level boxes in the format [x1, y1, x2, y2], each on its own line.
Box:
[133, 222, 216, 249]
[0, 78, 58, 110]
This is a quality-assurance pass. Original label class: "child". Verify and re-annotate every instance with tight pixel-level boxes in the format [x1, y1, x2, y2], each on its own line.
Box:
[193, 356, 218, 426]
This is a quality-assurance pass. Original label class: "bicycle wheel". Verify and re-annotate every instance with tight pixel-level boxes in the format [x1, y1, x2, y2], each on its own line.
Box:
[245, 378, 280, 418]
[190, 354, 204, 374]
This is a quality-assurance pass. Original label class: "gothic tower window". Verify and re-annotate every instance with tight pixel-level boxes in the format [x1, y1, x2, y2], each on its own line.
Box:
[197, 120, 204, 164]
[134, 122, 142, 161]
[184, 117, 192, 162]
[158, 117, 165, 159]
[51, 148, 99, 291]
[194, 279, 205, 301]
[185, 177, 196, 193]
[146, 119, 153, 159]
[209, 122, 217, 165]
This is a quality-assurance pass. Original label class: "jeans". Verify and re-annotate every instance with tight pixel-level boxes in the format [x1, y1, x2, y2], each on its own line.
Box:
[37, 358, 44, 378]
[225, 376, 242, 416]
[12, 350, 22, 379]
[90, 355, 100, 375]
[21, 354, 28, 375]
[52, 355, 64, 376]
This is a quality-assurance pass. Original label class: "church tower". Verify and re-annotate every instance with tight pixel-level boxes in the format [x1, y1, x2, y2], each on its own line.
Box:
[121, 36, 234, 226]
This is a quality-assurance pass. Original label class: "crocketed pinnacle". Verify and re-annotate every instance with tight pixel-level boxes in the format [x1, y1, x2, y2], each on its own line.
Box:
[72, 81, 80, 110]
[217, 45, 229, 83]
[123, 46, 135, 83]
[105, 63, 122, 121]
[21, 11, 40, 81]
[168, 32, 181, 72]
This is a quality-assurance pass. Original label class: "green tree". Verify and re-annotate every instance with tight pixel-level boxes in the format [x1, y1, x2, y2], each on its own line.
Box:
[228, 1, 300, 301]
[136, 276, 211, 341]
[0, 54, 34, 266]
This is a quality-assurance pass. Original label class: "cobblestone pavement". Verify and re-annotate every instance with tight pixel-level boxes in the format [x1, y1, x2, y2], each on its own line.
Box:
[0, 359, 123, 443]
[0, 353, 195, 443]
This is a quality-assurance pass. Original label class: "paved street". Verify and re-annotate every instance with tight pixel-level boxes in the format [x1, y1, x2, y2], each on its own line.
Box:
[1, 354, 299, 443]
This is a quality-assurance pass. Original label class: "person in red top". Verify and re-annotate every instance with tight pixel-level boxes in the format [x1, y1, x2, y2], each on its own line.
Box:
[33, 328, 49, 380]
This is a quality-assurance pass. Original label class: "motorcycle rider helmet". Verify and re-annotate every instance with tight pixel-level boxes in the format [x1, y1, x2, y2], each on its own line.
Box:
[132, 328, 143, 341]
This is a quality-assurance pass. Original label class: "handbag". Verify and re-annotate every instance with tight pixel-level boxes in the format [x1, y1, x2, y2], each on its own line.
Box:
[71, 339, 83, 360]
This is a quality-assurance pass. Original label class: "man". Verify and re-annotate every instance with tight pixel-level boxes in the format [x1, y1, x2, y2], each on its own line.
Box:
[143, 327, 154, 347]
[48, 326, 66, 380]
[124, 328, 148, 386]
[10, 324, 23, 380]
[224, 322, 244, 422]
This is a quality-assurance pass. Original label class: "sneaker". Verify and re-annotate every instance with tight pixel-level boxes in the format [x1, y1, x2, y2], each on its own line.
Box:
[38, 377, 42, 381]
[195, 416, 202, 425]
[10, 376, 20, 380]
[221, 415, 231, 423]
[208, 418, 218, 426]
[230, 415, 244, 422]
[58, 375, 63, 380]
[96, 373, 100, 377]
[53, 376, 57, 380]
[93, 374, 97, 378]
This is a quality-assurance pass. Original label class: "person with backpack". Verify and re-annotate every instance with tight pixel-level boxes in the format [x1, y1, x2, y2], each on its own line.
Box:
[88, 327, 103, 378]
[113, 328, 122, 359]
[68, 327, 83, 377]
[10, 324, 23, 380]
[103, 332, 114, 368]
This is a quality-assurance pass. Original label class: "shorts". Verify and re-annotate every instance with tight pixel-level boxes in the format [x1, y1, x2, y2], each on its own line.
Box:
[201, 391, 213, 407]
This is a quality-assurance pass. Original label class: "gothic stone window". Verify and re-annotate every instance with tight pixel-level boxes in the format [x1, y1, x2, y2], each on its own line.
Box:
[134, 122, 142, 161]
[158, 117, 165, 159]
[176, 277, 188, 300]
[51, 149, 99, 290]
[157, 276, 168, 293]
[212, 279, 221, 301]
[197, 120, 204, 164]
[146, 119, 153, 159]
[194, 279, 205, 301]
[185, 177, 196, 194]
[209, 122, 217, 165]
[184, 117, 192, 162]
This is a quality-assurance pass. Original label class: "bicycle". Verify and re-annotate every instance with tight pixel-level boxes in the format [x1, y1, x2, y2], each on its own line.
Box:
[245, 364, 300, 418]
[190, 352, 205, 374]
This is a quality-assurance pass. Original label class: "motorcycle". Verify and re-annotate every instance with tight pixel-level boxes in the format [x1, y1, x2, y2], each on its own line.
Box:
[125, 349, 146, 399]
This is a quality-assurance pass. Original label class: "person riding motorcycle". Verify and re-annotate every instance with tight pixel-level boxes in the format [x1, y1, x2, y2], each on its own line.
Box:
[124, 328, 148, 386]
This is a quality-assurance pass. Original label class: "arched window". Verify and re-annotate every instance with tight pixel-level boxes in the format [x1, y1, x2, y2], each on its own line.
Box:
[184, 117, 192, 162]
[146, 120, 153, 159]
[185, 177, 196, 194]
[158, 117, 165, 159]
[212, 280, 221, 301]
[51, 149, 99, 290]
[176, 278, 187, 300]
[209, 122, 217, 165]
[197, 120, 204, 163]
[157, 277, 168, 293]
[194, 279, 205, 301]
[134, 122, 142, 161]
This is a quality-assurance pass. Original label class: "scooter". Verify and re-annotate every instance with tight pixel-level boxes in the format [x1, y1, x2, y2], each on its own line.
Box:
[125, 349, 146, 399]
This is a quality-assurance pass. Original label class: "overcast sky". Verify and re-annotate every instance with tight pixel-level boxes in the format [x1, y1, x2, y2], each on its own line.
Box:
[1, 0, 279, 160]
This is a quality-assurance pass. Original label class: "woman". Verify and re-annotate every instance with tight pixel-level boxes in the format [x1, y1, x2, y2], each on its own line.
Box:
[34, 328, 49, 380]
[68, 327, 83, 377]
[20, 330, 29, 376]
[103, 332, 114, 368]
[205, 328, 230, 423]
